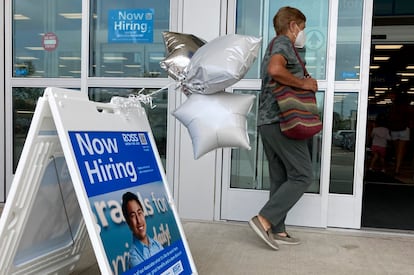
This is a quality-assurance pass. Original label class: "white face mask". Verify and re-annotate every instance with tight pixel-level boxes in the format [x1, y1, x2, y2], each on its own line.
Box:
[294, 26, 306, 48]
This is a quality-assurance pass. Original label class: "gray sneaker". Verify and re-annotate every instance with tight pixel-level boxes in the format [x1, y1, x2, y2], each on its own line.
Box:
[248, 216, 279, 250]
[271, 232, 300, 245]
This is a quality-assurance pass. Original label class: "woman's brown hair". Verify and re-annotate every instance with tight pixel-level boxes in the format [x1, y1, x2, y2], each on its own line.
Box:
[273, 6, 306, 35]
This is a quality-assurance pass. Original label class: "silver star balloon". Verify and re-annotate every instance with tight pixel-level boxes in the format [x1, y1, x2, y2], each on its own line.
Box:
[172, 92, 256, 159]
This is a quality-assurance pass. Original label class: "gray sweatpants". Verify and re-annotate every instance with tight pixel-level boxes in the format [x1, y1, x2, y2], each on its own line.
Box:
[258, 123, 313, 234]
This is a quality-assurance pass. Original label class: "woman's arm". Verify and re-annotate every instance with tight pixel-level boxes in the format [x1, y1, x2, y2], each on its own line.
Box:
[268, 54, 318, 92]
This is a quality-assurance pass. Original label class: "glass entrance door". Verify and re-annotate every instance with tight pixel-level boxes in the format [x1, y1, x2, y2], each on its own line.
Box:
[221, 0, 373, 229]
[221, 88, 326, 227]
[362, 40, 414, 230]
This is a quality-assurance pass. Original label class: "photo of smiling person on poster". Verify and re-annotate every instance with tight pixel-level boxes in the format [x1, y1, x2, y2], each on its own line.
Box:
[122, 191, 164, 268]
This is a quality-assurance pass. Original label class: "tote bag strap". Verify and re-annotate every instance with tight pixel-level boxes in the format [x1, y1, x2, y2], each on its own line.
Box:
[292, 45, 309, 78]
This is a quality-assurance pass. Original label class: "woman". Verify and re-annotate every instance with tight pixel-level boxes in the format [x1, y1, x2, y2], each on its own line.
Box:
[249, 6, 318, 250]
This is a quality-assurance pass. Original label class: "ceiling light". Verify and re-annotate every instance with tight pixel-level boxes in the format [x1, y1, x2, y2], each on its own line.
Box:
[60, 56, 81, 60]
[375, 45, 403, 50]
[124, 64, 142, 68]
[105, 71, 124, 74]
[59, 13, 82, 19]
[150, 56, 165, 61]
[14, 14, 30, 20]
[397, 72, 414, 77]
[373, 56, 390, 61]
[304, 57, 317, 61]
[25, 47, 44, 51]
[406, 65, 414, 69]
[401, 78, 409, 82]
[370, 65, 380, 69]
[374, 87, 389, 90]
[16, 56, 39, 60]
[103, 56, 127, 61]
[16, 110, 35, 114]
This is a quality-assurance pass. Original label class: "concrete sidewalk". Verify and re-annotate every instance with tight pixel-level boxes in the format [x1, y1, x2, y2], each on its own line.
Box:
[74, 220, 414, 275]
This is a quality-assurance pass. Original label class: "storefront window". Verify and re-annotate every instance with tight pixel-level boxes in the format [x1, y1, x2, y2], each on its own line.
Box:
[335, 0, 363, 80]
[12, 87, 167, 172]
[89, 0, 170, 78]
[235, 0, 329, 80]
[330, 92, 358, 194]
[13, 0, 82, 78]
[89, 88, 168, 169]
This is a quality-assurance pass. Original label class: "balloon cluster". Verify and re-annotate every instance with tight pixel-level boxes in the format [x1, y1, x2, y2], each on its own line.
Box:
[160, 32, 262, 95]
[160, 32, 262, 159]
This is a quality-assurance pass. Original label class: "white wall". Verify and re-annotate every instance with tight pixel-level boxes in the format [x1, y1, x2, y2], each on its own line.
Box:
[174, 0, 222, 220]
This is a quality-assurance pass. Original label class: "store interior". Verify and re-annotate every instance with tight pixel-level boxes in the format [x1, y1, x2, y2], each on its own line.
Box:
[361, 7, 414, 230]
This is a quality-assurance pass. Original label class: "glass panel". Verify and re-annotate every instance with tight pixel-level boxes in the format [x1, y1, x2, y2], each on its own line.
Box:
[90, 0, 170, 77]
[330, 92, 358, 194]
[89, 88, 168, 169]
[12, 88, 80, 171]
[230, 90, 324, 194]
[13, 0, 82, 78]
[13, 87, 45, 171]
[234, 1, 262, 79]
[335, 0, 363, 81]
[235, 0, 329, 80]
[230, 90, 261, 189]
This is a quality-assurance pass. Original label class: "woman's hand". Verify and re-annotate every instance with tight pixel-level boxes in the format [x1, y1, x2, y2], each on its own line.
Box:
[301, 77, 318, 92]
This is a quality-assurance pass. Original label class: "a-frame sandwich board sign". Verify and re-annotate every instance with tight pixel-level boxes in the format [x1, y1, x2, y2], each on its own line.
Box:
[0, 87, 197, 275]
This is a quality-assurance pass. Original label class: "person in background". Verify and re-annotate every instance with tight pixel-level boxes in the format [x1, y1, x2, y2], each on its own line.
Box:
[388, 92, 410, 176]
[122, 192, 164, 268]
[369, 113, 390, 173]
[249, 6, 318, 250]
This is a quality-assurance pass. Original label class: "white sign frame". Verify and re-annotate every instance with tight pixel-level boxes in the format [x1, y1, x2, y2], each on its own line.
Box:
[0, 87, 196, 275]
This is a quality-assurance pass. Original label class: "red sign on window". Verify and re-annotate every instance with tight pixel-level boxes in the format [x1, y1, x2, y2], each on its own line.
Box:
[42, 32, 59, 51]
